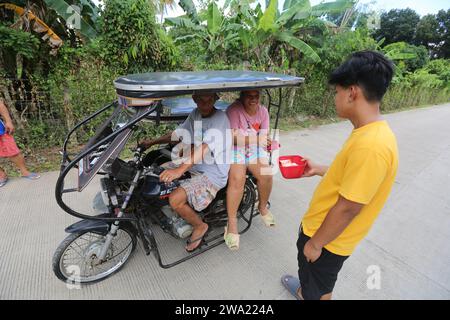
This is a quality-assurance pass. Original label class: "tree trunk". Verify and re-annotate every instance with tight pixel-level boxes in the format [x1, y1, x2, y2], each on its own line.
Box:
[286, 68, 297, 117]
[63, 84, 78, 145]
[16, 53, 23, 79]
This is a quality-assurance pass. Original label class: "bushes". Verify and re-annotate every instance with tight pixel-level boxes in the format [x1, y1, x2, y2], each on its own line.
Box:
[422, 59, 450, 84]
[286, 29, 379, 118]
[283, 30, 450, 119]
[1, 1, 449, 158]
[383, 42, 429, 73]
[0, 24, 40, 77]
[46, 45, 120, 146]
[382, 84, 449, 112]
[7, 44, 121, 150]
[100, 0, 179, 73]
[381, 58, 450, 111]
[0, 0, 182, 153]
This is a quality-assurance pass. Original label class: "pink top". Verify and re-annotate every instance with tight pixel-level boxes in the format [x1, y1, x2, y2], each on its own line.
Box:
[226, 100, 270, 136]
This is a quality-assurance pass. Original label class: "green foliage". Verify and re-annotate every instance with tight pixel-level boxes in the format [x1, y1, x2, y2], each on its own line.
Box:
[166, 1, 242, 62]
[178, 0, 200, 23]
[0, 23, 40, 78]
[168, 0, 354, 68]
[435, 9, 450, 58]
[0, 25, 40, 60]
[374, 9, 421, 45]
[1, 0, 449, 172]
[406, 70, 444, 89]
[100, 0, 179, 73]
[382, 83, 450, 112]
[42, 0, 98, 40]
[383, 42, 429, 73]
[415, 14, 440, 48]
[259, 0, 278, 32]
[206, 1, 222, 34]
[396, 59, 450, 90]
[304, 28, 378, 80]
[45, 44, 120, 145]
[422, 59, 450, 83]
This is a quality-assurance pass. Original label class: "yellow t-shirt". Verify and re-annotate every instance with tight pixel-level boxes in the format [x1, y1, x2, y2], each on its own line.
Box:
[302, 120, 398, 256]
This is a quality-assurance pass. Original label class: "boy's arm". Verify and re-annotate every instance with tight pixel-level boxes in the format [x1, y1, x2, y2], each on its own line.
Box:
[304, 149, 388, 262]
[302, 158, 328, 177]
[304, 195, 363, 262]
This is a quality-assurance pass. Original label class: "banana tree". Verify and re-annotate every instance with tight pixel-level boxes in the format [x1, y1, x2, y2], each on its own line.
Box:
[238, 0, 355, 115]
[41, 0, 99, 40]
[166, 0, 354, 67]
[241, 0, 356, 66]
[0, 0, 100, 140]
[1, 0, 99, 80]
[165, 0, 242, 60]
[2, 0, 99, 41]
[0, 3, 63, 50]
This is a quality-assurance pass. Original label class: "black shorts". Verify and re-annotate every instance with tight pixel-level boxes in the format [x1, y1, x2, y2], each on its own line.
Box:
[297, 228, 349, 300]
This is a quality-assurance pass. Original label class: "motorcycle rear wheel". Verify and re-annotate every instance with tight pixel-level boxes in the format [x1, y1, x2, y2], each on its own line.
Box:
[52, 227, 136, 284]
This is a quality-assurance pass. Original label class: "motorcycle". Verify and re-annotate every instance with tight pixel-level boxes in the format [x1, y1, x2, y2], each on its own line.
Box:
[52, 70, 303, 283]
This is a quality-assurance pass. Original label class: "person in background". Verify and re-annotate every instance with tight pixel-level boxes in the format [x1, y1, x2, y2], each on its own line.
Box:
[281, 51, 398, 300]
[0, 99, 40, 187]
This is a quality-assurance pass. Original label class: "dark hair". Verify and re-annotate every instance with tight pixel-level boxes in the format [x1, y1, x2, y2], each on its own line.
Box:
[192, 91, 220, 101]
[329, 50, 394, 102]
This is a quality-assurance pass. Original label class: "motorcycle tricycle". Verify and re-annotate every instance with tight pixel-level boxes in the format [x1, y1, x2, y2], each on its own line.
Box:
[53, 70, 303, 283]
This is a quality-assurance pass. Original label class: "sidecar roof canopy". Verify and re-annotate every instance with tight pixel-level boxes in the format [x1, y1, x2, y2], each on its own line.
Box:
[114, 70, 304, 100]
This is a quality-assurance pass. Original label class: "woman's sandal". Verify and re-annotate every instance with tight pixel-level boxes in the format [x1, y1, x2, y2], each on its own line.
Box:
[260, 209, 276, 227]
[185, 226, 209, 253]
[224, 225, 240, 251]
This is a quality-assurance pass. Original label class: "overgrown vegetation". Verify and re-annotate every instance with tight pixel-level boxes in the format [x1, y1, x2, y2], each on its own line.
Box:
[0, 0, 449, 173]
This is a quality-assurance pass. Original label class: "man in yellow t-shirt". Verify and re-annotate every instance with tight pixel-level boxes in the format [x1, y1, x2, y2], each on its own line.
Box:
[282, 51, 398, 300]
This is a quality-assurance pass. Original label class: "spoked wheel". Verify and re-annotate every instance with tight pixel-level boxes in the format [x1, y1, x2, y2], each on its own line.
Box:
[52, 227, 136, 284]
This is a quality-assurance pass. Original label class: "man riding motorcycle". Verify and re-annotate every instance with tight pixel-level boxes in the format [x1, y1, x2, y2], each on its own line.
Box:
[140, 92, 232, 252]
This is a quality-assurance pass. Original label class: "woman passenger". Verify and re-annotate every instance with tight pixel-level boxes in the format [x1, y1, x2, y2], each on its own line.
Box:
[224, 90, 275, 250]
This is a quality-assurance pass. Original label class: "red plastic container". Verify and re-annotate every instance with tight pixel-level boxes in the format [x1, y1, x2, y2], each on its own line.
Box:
[278, 155, 307, 179]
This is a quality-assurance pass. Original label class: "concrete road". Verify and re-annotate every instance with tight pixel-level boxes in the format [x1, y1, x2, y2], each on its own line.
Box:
[1, 103, 450, 300]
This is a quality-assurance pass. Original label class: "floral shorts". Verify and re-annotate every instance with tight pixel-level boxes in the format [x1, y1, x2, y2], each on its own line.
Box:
[232, 145, 268, 165]
[0, 134, 20, 158]
[161, 161, 219, 212]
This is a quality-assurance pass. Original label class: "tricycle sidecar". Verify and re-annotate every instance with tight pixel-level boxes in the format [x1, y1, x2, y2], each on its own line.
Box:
[53, 71, 304, 284]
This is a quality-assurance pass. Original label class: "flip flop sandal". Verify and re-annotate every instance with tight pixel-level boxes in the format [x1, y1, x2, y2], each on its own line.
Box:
[260, 209, 276, 227]
[22, 172, 40, 180]
[224, 225, 240, 251]
[0, 177, 8, 187]
[281, 274, 303, 300]
[185, 226, 209, 253]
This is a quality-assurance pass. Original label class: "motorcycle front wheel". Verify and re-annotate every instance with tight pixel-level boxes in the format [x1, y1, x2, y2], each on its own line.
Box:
[52, 226, 136, 284]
